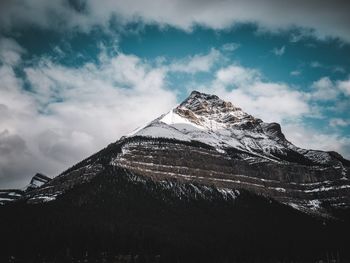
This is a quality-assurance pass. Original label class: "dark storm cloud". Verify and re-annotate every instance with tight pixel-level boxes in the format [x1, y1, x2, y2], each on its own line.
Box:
[0, 0, 350, 41]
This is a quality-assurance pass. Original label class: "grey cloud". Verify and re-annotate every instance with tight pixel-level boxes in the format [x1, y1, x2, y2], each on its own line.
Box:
[0, 130, 27, 157]
[0, 130, 33, 188]
[0, 0, 350, 41]
[0, 37, 25, 66]
[329, 118, 350, 128]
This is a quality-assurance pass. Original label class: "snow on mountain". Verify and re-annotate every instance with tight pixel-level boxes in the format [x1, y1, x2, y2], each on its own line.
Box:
[130, 91, 336, 165]
[0, 189, 23, 205]
[0, 173, 51, 205]
[24, 173, 51, 191]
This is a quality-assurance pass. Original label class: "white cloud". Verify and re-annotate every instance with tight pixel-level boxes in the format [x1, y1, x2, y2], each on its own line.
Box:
[215, 65, 260, 87]
[308, 76, 350, 101]
[283, 123, 350, 158]
[168, 48, 221, 74]
[0, 37, 25, 66]
[1, 0, 350, 42]
[310, 61, 323, 68]
[337, 78, 350, 96]
[329, 118, 350, 127]
[272, 46, 285, 56]
[309, 77, 338, 100]
[221, 43, 240, 52]
[290, 70, 301, 76]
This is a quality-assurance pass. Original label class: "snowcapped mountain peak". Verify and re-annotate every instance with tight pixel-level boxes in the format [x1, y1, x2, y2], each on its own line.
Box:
[181, 90, 238, 112]
[177, 90, 255, 127]
[133, 90, 280, 154]
[133, 91, 285, 152]
[159, 90, 261, 133]
[130, 90, 347, 169]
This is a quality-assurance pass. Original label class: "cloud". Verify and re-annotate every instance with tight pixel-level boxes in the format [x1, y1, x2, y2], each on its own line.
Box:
[310, 61, 348, 74]
[309, 77, 338, 100]
[168, 48, 221, 74]
[215, 65, 260, 87]
[0, 37, 177, 188]
[329, 118, 350, 127]
[0, 130, 39, 188]
[337, 78, 350, 96]
[283, 122, 350, 158]
[221, 43, 240, 52]
[1, 0, 350, 41]
[306, 77, 350, 105]
[333, 66, 346, 73]
[0, 37, 25, 66]
[310, 61, 323, 68]
[290, 70, 301, 76]
[308, 76, 350, 101]
[272, 46, 286, 56]
[0, 0, 91, 32]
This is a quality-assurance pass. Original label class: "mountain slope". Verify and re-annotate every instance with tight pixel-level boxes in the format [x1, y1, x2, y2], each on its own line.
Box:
[1, 167, 350, 262]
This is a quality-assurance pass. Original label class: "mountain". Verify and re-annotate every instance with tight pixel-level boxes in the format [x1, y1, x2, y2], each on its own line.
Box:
[0, 173, 51, 205]
[124, 90, 350, 215]
[21, 90, 350, 215]
[0, 91, 349, 262]
[25, 173, 52, 191]
[0, 189, 23, 205]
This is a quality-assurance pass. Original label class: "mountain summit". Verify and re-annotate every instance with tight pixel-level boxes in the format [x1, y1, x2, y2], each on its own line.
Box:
[133, 90, 291, 155]
[132, 90, 332, 164]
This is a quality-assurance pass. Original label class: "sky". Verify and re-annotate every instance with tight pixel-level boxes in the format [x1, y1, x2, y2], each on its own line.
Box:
[0, 0, 350, 188]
